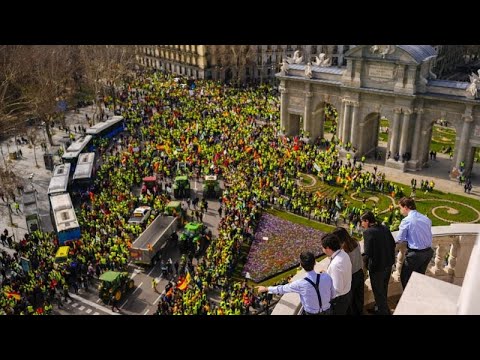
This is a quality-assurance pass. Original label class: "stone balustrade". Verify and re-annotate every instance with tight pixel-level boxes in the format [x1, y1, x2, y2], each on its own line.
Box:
[271, 223, 480, 315]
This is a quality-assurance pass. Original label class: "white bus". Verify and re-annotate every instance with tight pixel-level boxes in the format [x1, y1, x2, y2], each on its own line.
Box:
[47, 163, 71, 196]
[62, 135, 93, 171]
[86, 116, 124, 140]
[72, 152, 95, 191]
[62, 135, 93, 162]
[49, 192, 81, 244]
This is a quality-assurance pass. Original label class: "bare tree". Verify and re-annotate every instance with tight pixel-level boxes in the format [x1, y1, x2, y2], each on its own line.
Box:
[0, 45, 31, 140]
[17, 45, 76, 146]
[26, 127, 40, 168]
[209, 45, 256, 86]
[78, 45, 136, 123]
[0, 165, 20, 226]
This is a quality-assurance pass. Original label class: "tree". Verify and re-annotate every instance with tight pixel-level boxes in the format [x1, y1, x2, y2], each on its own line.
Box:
[0, 165, 20, 227]
[26, 127, 40, 168]
[0, 45, 31, 140]
[78, 45, 136, 123]
[17, 45, 76, 146]
[209, 45, 256, 86]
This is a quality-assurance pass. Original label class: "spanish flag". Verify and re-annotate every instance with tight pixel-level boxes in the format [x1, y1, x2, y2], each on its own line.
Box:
[177, 271, 192, 291]
[5, 291, 21, 301]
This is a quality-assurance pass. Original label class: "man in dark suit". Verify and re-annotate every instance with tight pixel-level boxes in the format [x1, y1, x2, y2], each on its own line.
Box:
[361, 211, 396, 315]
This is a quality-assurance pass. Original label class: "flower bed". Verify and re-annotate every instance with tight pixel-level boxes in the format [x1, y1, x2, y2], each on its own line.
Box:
[242, 213, 325, 282]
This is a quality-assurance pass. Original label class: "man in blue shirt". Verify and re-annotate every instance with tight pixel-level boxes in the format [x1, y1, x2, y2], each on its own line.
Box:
[257, 251, 335, 315]
[397, 197, 433, 289]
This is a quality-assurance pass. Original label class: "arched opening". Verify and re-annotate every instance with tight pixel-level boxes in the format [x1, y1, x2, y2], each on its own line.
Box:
[322, 103, 338, 141]
[288, 114, 302, 137]
[363, 112, 382, 159]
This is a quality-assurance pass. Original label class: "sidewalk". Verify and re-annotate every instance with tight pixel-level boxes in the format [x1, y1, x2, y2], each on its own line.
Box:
[0, 105, 112, 251]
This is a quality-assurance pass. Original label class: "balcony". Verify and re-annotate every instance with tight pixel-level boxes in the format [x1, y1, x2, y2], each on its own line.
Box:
[270, 223, 480, 315]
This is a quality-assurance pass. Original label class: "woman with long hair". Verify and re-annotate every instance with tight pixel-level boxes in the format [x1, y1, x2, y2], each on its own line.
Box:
[332, 227, 364, 315]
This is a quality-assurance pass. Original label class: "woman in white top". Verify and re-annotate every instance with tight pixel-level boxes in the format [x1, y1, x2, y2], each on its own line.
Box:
[333, 227, 364, 315]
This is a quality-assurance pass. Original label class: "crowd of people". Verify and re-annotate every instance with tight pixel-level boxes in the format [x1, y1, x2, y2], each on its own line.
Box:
[0, 69, 434, 315]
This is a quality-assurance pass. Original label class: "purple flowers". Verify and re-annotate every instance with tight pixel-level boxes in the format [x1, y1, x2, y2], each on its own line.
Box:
[243, 213, 325, 282]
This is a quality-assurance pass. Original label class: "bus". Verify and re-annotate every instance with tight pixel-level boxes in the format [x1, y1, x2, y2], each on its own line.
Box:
[86, 116, 124, 140]
[72, 152, 95, 191]
[49, 192, 81, 244]
[47, 163, 71, 196]
[62, 135, 93, 172]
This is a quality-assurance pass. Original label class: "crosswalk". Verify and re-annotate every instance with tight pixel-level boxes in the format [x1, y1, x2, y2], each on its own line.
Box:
[58, 299, 101, 315]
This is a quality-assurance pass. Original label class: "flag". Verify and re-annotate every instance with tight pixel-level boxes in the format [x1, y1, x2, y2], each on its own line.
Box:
[5, 292, 20, 301]
[177, 270, 192, 291]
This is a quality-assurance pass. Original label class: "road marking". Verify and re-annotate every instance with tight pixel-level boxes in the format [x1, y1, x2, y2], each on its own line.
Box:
[132, 282, 143, 295]
[78, 306, 85, 311]
[71, 303, 78, 307]
[93, 312, 100, 315]
[120, 299, 128, 309]
[147, 266, 156, 277]
[144, 309, 150, 315]
[69, 293, 120, 315]
[153, 294, 162, 305]
[130, 268, 142, 279]
[85, 309, 92, 314]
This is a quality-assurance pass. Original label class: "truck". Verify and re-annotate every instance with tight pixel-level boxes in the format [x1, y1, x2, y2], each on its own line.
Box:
[164, 201, 185, 224]
[129, 215, 178, 265]
[23, 186, 41, 233]
[128, 206, 152, 224]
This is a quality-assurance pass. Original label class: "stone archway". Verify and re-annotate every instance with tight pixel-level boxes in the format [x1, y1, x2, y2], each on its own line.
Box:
[278, 45, 480, 177]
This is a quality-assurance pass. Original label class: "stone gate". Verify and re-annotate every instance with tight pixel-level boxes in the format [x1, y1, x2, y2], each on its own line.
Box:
[277, 45, 480, 177]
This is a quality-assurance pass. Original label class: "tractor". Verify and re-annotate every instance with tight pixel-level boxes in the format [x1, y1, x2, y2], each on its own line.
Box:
[165, 200, 185, 224]
[173, 175, 190, 199]
[141, 176, 158, 195]
[98, 271, 134, 304]
[178, 222, 204, 255]
[202, 175, 221, 199]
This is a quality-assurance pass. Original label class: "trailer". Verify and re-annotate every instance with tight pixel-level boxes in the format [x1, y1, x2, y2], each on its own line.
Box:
[129, 215, 178, 265]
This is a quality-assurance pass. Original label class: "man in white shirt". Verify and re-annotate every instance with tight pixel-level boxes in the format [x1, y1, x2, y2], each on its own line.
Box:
[321, 233, 352, 315]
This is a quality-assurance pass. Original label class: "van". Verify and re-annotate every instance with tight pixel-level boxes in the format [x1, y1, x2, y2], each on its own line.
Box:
[55, 246, 70, 264]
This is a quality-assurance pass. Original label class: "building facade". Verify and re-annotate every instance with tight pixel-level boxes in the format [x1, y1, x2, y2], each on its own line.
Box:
[136, 45, 354, 84]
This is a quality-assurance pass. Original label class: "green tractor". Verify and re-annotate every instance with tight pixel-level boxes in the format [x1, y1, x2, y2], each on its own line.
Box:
[202, 175, 221, 199]
[98, 271, 134, 304]
[179, 222, 204, 254]
[173, 175, 190, 199]
[165, 200, 185, 224]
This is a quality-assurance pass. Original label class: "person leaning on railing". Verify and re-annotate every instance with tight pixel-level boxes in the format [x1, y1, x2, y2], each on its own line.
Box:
[257, 251, 335, 315]
[396, 197, 433, 290]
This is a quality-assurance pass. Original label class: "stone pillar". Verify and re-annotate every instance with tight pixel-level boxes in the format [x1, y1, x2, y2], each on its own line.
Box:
[430, 241, 448, 275]
[303, 90, 313, 141]
[389, 108, 402, 156]
[392, 242, 407, 282]
[279, 85, 288, 135]
[398, 109, 411, 157]
[455, 114, 473, 170]
[350, 101, 359, 149]
[445, 239, 459, 275]
[342, 101, 352, 145]
[410, 109, 424, 162]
